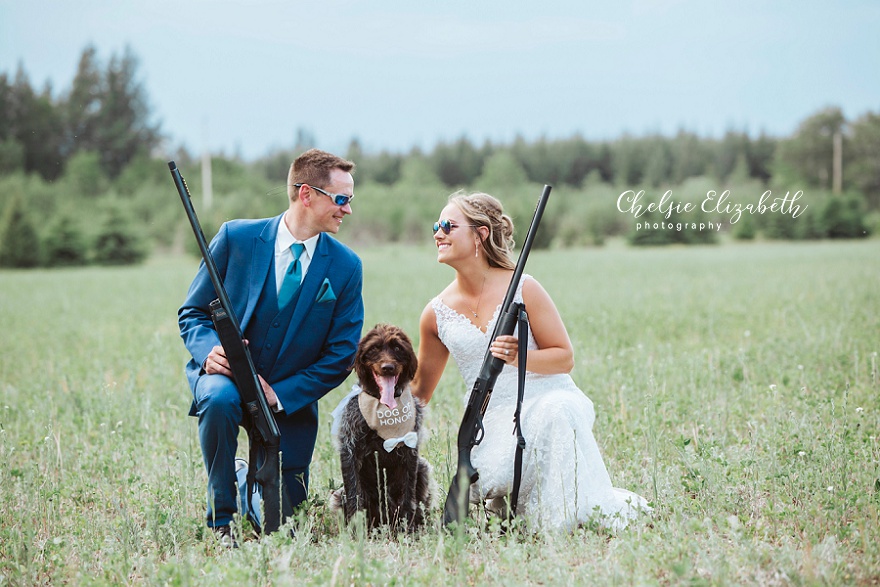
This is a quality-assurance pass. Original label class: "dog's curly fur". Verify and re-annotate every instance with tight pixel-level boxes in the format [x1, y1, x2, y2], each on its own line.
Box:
[332, 324, 433, 531]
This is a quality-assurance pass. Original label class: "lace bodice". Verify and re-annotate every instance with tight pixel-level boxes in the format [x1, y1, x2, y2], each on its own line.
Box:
[432, 274, 582, 409]
[432, 274, 542, 406]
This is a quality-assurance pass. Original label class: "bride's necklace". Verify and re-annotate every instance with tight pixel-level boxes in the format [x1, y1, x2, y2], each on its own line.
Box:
[464, 273, 488, 318]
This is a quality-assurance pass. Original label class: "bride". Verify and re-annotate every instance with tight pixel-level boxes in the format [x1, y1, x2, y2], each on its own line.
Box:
[412, 191, 650, 532]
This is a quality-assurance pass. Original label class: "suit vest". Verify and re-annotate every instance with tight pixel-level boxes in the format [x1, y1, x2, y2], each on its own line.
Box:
[244, 262, 303, 382]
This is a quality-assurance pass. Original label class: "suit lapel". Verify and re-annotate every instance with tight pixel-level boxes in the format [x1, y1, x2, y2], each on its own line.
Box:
[240, 215, 279, 329]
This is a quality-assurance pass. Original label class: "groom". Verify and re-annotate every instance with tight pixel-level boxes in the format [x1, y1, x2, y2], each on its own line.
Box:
[178, 149, 364, 543]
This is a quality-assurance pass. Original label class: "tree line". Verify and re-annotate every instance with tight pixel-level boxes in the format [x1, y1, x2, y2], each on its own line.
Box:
[1, 45, 161, 181]
[0, 46, 877, 267]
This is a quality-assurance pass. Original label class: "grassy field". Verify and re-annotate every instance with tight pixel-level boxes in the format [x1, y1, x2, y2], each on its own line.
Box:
[1, 239, 878, 586]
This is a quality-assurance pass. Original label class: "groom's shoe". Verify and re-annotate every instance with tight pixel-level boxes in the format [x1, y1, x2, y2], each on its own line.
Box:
[212, 524, 238, 549]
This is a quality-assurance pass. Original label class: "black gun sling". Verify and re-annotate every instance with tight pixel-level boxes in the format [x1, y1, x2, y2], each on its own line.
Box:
[509, 304, 528, 517]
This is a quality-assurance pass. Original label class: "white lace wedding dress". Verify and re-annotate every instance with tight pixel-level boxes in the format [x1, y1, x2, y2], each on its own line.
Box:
[432, 275, 650, 532]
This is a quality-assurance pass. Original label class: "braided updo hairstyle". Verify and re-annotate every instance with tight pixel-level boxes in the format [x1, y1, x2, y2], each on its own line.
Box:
[448, 191, 516, 270]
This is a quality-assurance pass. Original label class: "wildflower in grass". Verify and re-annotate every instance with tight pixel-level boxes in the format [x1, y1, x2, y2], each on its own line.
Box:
[798, 451, 806, 457]
[827, 486, 834, 492]
[769, 384, 777, 391]
[856, 407, 864, 413]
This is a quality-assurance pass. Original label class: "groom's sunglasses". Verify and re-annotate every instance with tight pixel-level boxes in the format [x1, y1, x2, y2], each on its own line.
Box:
[291, 183, 354, 206]
[433, 219, 477, 234]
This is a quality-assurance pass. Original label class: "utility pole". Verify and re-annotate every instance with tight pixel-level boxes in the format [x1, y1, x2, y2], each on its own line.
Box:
[832, 131, 842, 195]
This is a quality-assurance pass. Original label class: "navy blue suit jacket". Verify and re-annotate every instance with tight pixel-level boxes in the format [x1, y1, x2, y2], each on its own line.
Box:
[179, 214, 364, 467]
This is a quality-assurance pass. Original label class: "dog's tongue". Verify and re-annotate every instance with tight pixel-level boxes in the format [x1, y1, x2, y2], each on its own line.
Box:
[374, 372, 399, 409]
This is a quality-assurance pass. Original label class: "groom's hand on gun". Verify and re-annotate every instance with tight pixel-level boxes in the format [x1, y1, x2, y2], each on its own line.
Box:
[204, 342, 280, 409]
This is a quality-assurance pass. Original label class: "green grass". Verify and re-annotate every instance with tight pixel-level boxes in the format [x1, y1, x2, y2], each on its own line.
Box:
[1, 239, 878, 585]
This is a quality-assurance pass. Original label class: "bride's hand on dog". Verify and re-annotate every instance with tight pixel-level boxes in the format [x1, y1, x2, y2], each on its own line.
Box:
[490, 335, 517, 364]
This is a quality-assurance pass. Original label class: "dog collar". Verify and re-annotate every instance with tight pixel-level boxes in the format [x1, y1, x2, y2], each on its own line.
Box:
[359, 387, 417, 449]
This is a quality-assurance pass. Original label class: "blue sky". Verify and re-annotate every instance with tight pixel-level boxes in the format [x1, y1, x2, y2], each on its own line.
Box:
[1, 0, 878, 160]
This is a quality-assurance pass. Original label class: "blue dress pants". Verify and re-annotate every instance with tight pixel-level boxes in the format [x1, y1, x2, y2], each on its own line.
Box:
[194, 373, 243, 527]
[194, 373, 310, 528]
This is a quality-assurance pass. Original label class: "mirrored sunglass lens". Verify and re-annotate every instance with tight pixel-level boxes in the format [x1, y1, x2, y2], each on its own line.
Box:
[432, 220, 454, 234]
[333, 195, 350, 205]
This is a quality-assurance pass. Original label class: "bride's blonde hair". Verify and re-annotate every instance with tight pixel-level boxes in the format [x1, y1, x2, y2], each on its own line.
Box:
[448, 191, 516, 270]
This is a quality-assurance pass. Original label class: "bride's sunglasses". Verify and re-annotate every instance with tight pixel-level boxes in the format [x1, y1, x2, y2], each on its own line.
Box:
[433, 219, 477, 234]
[291, 183, 354, 206]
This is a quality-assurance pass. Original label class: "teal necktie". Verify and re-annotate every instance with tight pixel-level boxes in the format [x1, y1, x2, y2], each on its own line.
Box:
[278, 242, 305, 309]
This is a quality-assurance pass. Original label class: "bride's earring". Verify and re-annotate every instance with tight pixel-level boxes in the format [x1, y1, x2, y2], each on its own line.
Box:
[475, 240, 480, 258]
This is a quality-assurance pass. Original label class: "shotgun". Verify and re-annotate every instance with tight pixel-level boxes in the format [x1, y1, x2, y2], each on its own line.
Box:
[169, 161, 286, 534]
[443, 184, 551, 527]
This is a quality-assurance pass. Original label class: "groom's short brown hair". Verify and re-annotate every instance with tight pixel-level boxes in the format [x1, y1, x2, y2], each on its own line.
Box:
[289, 149, 355, 188]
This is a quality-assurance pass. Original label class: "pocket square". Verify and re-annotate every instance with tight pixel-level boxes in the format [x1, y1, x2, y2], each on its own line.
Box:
[316, 278, 336, 303]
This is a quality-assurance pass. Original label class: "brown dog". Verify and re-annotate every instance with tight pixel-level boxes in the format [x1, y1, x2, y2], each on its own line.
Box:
[331, 324, 433, 531]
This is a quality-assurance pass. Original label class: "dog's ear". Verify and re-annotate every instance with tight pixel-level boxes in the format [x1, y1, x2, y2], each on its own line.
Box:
[353, 326, 380, 384]
[393, 327, 418, 383]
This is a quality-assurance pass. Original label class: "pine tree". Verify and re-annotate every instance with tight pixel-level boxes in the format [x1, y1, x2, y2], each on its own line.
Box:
[0, 195, 41, 268]
[92, 201, 149, 265]
[94, 47, 161, 178]
[43, 212, 90, 267]
[64, 45, 103, 158]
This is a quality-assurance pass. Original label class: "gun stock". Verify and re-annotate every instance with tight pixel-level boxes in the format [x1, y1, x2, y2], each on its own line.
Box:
[442, 185, 551, 527]
[169, 161, 285, 534]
